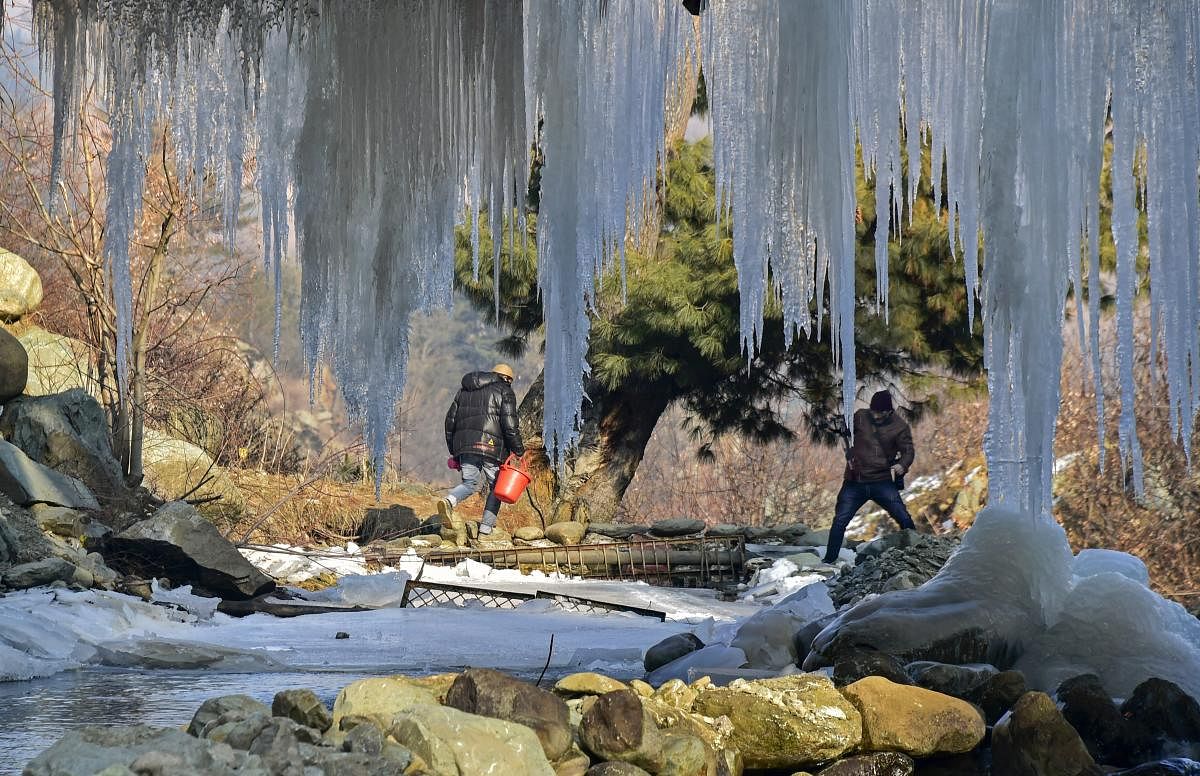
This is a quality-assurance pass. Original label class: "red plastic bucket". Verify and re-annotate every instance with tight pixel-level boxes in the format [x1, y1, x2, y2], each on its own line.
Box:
[493, 454, 530, 504]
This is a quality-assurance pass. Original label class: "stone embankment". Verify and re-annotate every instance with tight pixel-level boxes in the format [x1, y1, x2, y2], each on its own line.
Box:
[26, 657, 1200, 775]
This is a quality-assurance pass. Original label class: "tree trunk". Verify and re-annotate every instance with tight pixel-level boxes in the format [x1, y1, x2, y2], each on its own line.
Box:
[518, 373, 672, 525]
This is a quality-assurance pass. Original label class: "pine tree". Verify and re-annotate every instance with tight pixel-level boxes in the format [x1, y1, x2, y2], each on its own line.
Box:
[455, 137, 983, 523]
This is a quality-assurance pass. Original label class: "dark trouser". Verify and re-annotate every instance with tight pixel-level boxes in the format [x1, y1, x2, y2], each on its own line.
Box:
[823, 479, 915, 562]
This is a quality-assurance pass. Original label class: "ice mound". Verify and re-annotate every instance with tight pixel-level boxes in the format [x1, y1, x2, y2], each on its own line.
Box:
[300, 572, 411, 608]
[732, 583, 835, 670]
[1071, 548, 1149, 585]
[806, 507, 1200, 699]
[0, 588, 233, 681]
[150, 580, 220, 620]
[240, 543, 373, 582]
[646, 644, 747, 686]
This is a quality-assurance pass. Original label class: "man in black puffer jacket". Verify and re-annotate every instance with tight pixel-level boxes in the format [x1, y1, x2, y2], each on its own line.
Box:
[438, 364, 525, 545]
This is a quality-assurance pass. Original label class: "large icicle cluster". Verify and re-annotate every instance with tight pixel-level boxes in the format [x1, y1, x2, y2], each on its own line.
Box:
[22, 0, 687, 475]
[13, 0, 1200, 516]
[703, 0, 1200, 518]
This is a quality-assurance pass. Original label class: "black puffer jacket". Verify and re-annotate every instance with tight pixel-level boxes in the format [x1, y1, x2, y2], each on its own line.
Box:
[445, 371, 525, 463]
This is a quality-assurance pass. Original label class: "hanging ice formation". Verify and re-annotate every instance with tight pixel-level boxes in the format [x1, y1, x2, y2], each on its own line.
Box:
[14, 0, 1200, 514]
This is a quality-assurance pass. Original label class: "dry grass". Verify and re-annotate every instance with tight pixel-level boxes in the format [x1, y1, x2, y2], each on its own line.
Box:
[225, 467, 544, 546]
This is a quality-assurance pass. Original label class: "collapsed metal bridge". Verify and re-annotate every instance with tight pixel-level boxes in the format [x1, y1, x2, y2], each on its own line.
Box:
[365, 535, 747, 590]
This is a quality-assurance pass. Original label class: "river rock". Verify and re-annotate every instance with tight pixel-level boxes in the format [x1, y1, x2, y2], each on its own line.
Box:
[187, 695, 271, 737]
[692, 674, 861, 770]
[649, 518, 706, 537]
[359, 504, 420, 544]
[992, 691, 1099, 776]
[445, 667, 572, 760]
[639, 695, 740, 775]
[0, 249, 43, 319]
[332, 676, 440, 731]
[587, 522, 649, 540]
[1112, 761, 1200, 776]
[907, 661, 998, 698]
[0, 439, 99, 510]
[516, 525, 546, 541]
[827, 533, 959, 607]
[29, 504, 87, 538]
[141, 428, 246, 524]
[0, 326, 27, 401]
[105, 501, 274, 600]
[833, 649, 912, 686]
[658, 732, 713, 776]
[841, 676, 984, 757]
[818, 751, 916, 776]
[555, 672, 628, 697]
[653, 678, 698, 711]
[23, 725, 257, 776]
[1, 556, 77, 589]
[579, 689, 665, 772]
[273, 688, 333, 732]
[546, 521, 588, 545]
[971, 669, 1027, 724]
[15, 326, 93, 397]
[644, 632, 704, 672]
[390, 702, 555, 775]
[0, 389, 133, 510]
[1121, 678, 1200, 745]
[586, 764, 652, 776]
[1058, 674, 1150, 767]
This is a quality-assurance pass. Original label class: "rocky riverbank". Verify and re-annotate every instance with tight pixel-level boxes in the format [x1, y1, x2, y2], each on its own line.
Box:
[24, 657, 1200, 776]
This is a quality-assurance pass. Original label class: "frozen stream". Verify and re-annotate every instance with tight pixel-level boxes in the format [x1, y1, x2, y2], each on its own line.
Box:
[0, 559, 760, 774]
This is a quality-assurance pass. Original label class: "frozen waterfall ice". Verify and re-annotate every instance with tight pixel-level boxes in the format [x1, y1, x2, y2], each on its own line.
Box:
[12, 0, 1200, 513]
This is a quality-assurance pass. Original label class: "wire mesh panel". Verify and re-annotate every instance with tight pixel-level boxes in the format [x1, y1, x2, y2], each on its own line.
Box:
[399, 580, 536, 609]
[400, 580, 668, 619]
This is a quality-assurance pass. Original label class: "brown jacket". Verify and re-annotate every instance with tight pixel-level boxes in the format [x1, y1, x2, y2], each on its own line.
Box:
[844, 408, 915, 483]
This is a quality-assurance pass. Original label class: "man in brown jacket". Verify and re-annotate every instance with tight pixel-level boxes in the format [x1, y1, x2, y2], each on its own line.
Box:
[822, 390, 916, 563]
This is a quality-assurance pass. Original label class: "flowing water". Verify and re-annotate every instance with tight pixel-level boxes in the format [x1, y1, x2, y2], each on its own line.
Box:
[0, 663, 592, 774]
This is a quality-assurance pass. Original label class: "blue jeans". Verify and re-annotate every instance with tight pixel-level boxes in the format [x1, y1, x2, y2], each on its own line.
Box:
[823, 480, 915, 562]
[447, 454, 502, 528]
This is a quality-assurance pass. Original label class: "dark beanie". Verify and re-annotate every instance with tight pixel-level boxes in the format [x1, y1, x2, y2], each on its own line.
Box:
[870, 390, 894, 412]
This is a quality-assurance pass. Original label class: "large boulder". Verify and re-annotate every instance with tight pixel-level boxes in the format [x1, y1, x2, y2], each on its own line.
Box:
[819, 752, 916, 776]
[587, 522, 649, 540]
[906, 661, 998, 699]
[644, 632, 705, 673]
[0, 326, 28, 401]
[23, 725, 256, 776]
[389, 702, 556, 776]
[273, 689, 333, 733]
[187, 694, 271, 737]
[444, 668, 572, 760]
[0, 389, 133, 509]
[1058, 674, 1152, 767]
[104, 501, 273, 599]
[0, 439, 99, 510]
[691, 674, 861, 770]
[992, 691, 1099, 776]
[141, 428, 246, 525]
[0, 249, 42, 319]
[1, 556, 79, 589]
[546, 521, 587, 545]
[1121, 678, 1200, 747]
[840, 676, 986, 757]
[331, 675, 441, 731]
[359, 504, 420, 544]
[579, 689, 665, 772]
[16, 326, 93, 397]
[649, 518, 706, 537]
